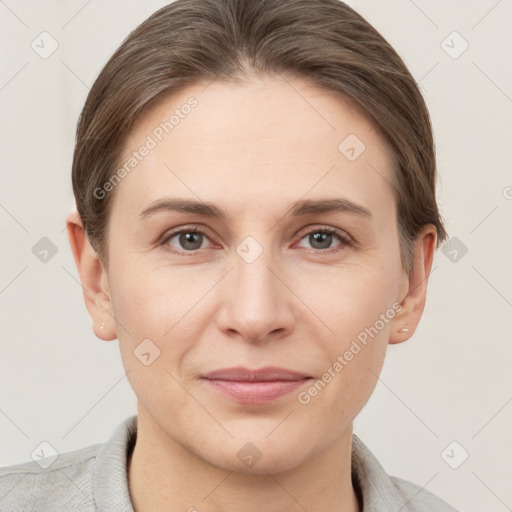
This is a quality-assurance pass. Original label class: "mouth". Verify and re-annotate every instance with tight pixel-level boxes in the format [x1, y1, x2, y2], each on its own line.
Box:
[201, 366, 313, 404]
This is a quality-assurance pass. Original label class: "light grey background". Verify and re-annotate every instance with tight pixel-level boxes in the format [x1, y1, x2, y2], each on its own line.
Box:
[1, 1, 511, 511]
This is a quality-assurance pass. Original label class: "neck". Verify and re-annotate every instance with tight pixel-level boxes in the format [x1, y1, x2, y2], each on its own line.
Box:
[128, 406, 361, 512]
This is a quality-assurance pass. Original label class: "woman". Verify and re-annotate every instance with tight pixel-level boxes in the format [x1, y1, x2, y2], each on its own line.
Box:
[0, 0, 457, 510]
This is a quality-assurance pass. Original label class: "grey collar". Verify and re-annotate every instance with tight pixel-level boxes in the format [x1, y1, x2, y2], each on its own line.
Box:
[92, 415, 411, 512]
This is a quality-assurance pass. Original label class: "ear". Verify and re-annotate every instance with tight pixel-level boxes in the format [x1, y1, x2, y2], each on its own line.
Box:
[388, 224, 437, 345]
[66, 210, 117, 341]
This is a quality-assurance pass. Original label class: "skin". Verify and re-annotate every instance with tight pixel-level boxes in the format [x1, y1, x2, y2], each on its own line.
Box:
[67, 73, 436, 512]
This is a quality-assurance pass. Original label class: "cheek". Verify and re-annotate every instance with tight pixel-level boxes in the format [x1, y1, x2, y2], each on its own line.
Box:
[307, 258, 399, 342]
[108, 260, 188, 337]
[109, 269, 196, 414]
[299, 264, 397, 410]
[297, 297, 392, 438]
[107, 260, 207, 387]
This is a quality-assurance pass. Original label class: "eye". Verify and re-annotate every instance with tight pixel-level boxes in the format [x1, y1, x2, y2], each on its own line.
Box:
[160, 225, 353, 255]
[296, 227, 352, 252]
[162, 227, 213, 253]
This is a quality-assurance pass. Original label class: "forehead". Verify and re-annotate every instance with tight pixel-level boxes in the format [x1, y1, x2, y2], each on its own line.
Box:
[112, 75, 396, 221]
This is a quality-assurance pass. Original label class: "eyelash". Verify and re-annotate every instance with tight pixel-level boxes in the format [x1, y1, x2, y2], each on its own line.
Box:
[160, 225, 353, 255]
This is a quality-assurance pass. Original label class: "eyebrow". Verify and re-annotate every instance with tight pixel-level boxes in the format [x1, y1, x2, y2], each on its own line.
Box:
[139, 197, 372, 220]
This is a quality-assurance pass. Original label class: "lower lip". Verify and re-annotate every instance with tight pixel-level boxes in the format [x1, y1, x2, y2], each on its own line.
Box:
[203, 378, 311, 404]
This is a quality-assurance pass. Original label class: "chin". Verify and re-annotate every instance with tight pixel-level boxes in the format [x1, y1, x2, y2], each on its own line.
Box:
[203, 435, 312, 475]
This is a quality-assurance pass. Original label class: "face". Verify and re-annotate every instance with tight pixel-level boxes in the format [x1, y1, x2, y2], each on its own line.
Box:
[102, 75, 409, 473]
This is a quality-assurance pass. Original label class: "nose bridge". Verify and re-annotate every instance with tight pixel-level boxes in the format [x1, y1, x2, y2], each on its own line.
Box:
[234, 238, 281, 311]
[218, 234, 294, 342]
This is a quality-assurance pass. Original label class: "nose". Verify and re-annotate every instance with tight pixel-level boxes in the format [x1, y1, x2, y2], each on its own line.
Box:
[215, 245, 296, 344]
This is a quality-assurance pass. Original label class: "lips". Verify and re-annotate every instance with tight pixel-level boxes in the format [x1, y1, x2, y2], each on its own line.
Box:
[201, 366, 312, 404]
[201, 366, 311, 382]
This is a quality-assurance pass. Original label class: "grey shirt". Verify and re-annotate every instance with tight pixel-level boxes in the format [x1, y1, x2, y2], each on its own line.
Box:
[0, 415, 458, 511]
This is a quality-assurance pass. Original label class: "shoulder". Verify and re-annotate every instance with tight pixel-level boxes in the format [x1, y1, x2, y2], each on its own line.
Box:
[351, 434, 458, 511]
[390, 475, 459, 512]
[0, 443, 101, 512]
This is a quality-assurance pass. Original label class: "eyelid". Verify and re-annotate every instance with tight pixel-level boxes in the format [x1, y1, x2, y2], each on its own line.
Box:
[295, 224, 353, 244]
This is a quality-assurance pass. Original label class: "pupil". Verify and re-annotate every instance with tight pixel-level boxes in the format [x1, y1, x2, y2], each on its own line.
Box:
[181, 232, 202, 250]
[311, 232, 331, 249]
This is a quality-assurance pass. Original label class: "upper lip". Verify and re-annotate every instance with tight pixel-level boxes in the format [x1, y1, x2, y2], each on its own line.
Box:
[202, 366, 311, 382]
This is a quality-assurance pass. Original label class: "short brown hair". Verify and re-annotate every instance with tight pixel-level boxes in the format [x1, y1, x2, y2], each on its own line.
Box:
[71, 0, 448, 274]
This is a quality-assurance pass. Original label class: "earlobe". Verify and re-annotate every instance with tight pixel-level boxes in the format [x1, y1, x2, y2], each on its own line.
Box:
[66, 210, 117, 341]
[388, 225, 437, 345]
